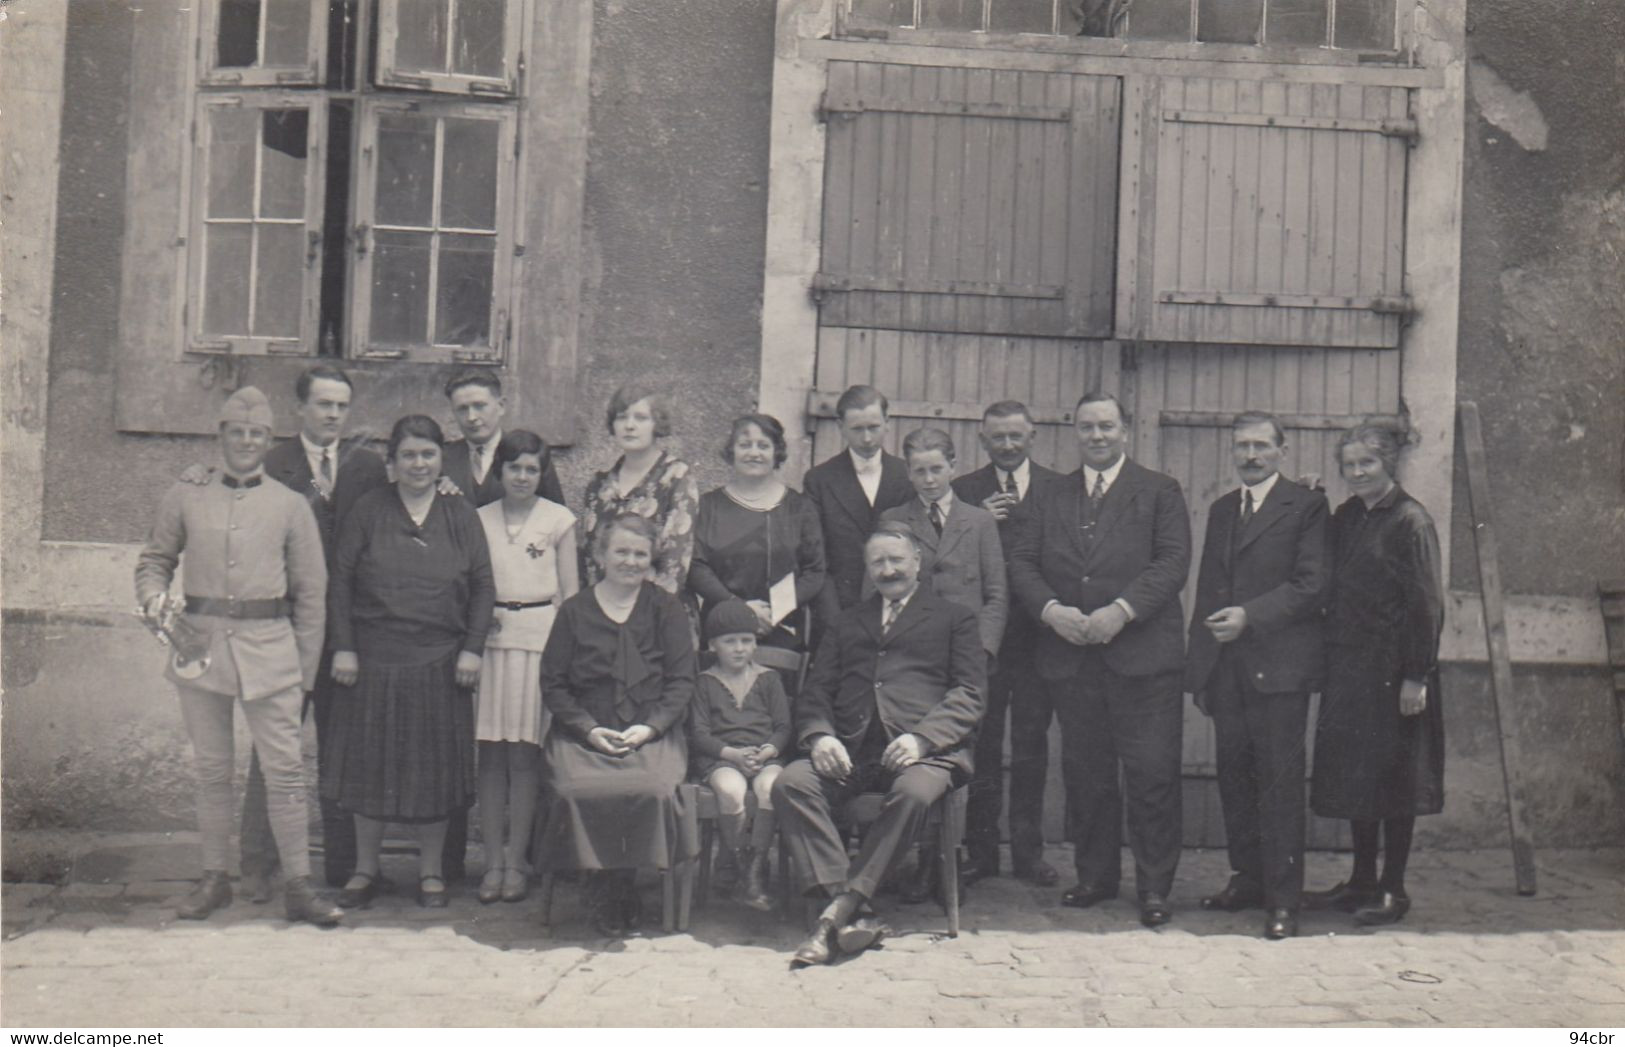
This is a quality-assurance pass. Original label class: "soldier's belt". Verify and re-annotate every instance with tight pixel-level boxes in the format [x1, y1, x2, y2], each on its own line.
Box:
[184, 596, 291, 619]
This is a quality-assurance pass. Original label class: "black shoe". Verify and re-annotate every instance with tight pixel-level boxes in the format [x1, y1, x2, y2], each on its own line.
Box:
[961, 852, 999, 886]
[791, 918, 838, 967]
[1263, 908, 1298, 940]
[1014, 858, 1060, 887]
[1304, 880, 1381, 913]
[900, 849, 939, 905]
[284, 876, 343, 927]
[587, 875, 628, 937]
[336, 872, 380, 910]
[416, 876, 449, 908]
[1060, 882, 1118, 909]
[240, 868, 275, 905]
[835, 916, 890, 955]
[1200, 878, 1265, 912]
[1354, 891, 1411, 926]
[1139, 893, 1172, 928]
[176, 871, 233, 920]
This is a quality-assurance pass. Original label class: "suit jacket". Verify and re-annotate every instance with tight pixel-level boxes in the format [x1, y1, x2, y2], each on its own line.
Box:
[1185, 476, 1331, 695]
[952, 459, 1063, 659]
[262, 435, 388, 564]
[802, 450, 913, 619]
[795, 586, 987, 777]
[442, 437, 566, 509]
[1009, 458, 1191, 680]
[876, 497, 1008, 655]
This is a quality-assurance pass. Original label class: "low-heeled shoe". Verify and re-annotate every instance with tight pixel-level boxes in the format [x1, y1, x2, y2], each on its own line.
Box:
[790, 918, 838, 967]
[1200, 880, 1264, 912]
[1303, 880, 1381, 913]
[1060, 882, 1118, 909]
[1353, 891, 1410, 926]
[1263, 908, 1298, 940]
[1139, 893, 1172, 927]
[335, 874, 380, 909]
[835, 916, 890, 955]
[1015, 859, 1060, 887]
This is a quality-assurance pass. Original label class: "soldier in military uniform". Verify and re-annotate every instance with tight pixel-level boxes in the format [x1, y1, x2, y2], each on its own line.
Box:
[136, 387, 342, 926]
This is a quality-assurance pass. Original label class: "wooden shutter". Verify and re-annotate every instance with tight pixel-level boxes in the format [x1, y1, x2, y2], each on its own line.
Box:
[815, 61, 1120, 340]
[1120, 76, 1414, 348]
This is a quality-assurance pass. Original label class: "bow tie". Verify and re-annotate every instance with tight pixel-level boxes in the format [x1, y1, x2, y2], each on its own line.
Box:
[221, 474, 263, 489]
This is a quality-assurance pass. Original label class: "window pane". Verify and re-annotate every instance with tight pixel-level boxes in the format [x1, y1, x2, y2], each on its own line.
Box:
[453, 0, 505, 78]
[1071, 0, 1130, 35]
[440, 118, 498, 230]
[435, 233, 495, 346]
[848, 0, 914, 28]
[1335, 0, 1394, 49]
[203, 224, 252, 336]
[1126, 0, 1192, 40]
[371, 229, 432, 344]
[208, 109, 257, 220]
[395, 0, 450, 73]
[217, 0, 261, 68]
[919, 0, 983, 30]
[990, 0, 1055, 33]
[1198, 0, 1261, 42]
[263, 0, 312, 66]
[1266, 0, 1327, 45]
[253, 223, 305, 338]
[376, 113, 436, 228]
[259, 109, 310, 220]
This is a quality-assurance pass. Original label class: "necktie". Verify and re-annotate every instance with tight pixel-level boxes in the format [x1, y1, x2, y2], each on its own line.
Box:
[1241, 488, 1256, 528]
[318, 447, 334, 497]
[474, 443, 489, 484]
[928, 501, 944, 536]
[882, 599, 902, 634]
[1003, 473, 1019, 498]
[1086, 472, 1106, 521]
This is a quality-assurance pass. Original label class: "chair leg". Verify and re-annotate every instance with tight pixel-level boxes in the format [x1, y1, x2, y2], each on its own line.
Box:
[777, 831, 794, 919]
[661, 867, 677, 934]
[538, 871, 556, 930]
[697, 822, 713, 906]
[940, 825, 960, 938]
[676, 856, 694, 932]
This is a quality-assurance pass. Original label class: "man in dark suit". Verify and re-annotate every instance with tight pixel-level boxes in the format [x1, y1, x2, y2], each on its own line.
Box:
[802, 385, 913, 631]
[441, 371, 565, 508]
[1009, 391, 1191, 928]
[951, 400, 1064, 886]
[1187, 411, 1330, 940]
[240, 365, 387, 894]
[773, 521, 986, 967]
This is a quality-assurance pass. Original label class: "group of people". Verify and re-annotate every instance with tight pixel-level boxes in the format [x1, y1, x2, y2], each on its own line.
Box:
[137, 365, 1445, 968]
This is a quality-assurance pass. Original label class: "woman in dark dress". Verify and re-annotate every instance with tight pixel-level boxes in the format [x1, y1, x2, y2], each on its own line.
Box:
[324, 415, 495, 908]
[539, 512, 696, 936]
[1306, 424, 1445, 926]
[687, 413, 826, 660]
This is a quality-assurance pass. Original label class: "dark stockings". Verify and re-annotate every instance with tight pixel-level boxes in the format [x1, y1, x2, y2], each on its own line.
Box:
[1350, 817, 1416, 896]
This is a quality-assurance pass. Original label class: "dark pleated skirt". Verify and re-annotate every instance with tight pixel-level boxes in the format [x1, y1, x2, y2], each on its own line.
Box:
[1311, 645, 1445, 821]
[539, 729, 690, 870]
[322, 650, 476, 823]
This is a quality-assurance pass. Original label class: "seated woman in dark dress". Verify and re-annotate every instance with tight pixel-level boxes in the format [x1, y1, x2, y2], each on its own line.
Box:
[324, 415, 494, 908]
[538, 512, 697, 936]
[1305, 424, 1445, 926]
[687, 413, 826, 662]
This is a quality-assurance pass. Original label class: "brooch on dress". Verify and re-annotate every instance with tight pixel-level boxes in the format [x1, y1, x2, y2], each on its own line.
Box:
[525, 541, 546, 560]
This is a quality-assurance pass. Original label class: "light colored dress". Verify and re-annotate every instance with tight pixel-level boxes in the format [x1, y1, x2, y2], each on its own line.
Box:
[476, 497, 575, 745]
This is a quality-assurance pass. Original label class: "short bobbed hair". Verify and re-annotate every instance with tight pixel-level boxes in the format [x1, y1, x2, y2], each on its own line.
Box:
[1336, 423, 1403, 481]
[388, 415, 446, 459]
[493, 428, 550, 475]
[295, 364, 353, 403]
[901, 426, 956, 462]
[721, 413, 788, 468]
[593, 511, 661, 561]
[605, 384, 673, 438]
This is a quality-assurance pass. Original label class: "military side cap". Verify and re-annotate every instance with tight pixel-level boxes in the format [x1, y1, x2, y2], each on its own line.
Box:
[219, 385, 275, 429]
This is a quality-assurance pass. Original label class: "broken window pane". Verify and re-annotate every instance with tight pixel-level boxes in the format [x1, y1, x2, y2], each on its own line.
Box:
[207, 108, 257, 220]
[1266, 0, 1327, 45]
[847, 0, 915, 28]
[919, 0, 983, 30]
[217, 0, 261, 67]
[376, 112, 436, 228]
[1335, 0, 1394, 49]
[254, 223, 305, 337]
[395, 0, 450, 72]
[215, 0, 311, 69]
[1198, 0, 1261, 43]
[435, 233, 495, 346]
[440, 118, 499, 231]
[452, 0, 506, 77]
[204, 224, 252, 336]
[990, 0, 1055, 33]
[1126, 0, 1192, 40]
[371, 230, 432, 345]
[258, 109, 310, 220]
[1072, 0, 1132, 36]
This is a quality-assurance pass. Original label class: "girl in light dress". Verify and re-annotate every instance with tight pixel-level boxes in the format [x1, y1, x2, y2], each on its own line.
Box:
[474, 429, 579, 903]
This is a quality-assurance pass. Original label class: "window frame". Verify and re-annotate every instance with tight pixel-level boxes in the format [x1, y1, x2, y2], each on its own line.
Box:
[349, 96, 520, 365]
[184, 91, 329, 357]
[375, 0, 526, 97]
[197, 0, 328, 87]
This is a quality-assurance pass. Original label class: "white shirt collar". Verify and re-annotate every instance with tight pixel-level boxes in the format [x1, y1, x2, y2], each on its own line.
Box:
[1001, 458, 1031, 496]
[1082, 454, 1126, 492]
[849, 447, 882, 477]
[921, 488, 955, 518]
[472, 429, 502, 480]
[884, 585, 918, 615]
[299, 432, 337, 478]
[1240, 470, 1282, 511]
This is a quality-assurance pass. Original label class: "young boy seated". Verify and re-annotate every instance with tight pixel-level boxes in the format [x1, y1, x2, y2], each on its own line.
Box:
[689, 599, 792, 910]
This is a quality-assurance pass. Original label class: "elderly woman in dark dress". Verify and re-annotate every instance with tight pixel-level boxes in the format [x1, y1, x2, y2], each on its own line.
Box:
[539, 512, 697, 936]
[688, 413, 827, 665]
[1305, 424, 1445, 926]
[324, 415, 494, 908]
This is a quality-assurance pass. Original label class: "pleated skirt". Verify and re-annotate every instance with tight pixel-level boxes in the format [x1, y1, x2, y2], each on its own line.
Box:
[538, 730, 690, 871]
[475, 647, 549, 745]
[322, 650, 476, 823]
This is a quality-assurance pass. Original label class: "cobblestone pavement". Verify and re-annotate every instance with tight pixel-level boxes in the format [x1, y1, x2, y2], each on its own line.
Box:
[2, 836, 1621, 1028]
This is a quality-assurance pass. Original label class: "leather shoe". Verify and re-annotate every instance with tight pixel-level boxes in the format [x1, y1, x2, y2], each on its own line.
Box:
[961, 852, 999, 886]
[1354, 891, 1410, 926]
[835, 916, 890, 955]
[284, 876, 343, 927]
[790, 917, 838, 967]
[1200, 878, 1265, 912]
[1303, 880, 1381, 913]
[1139, 893, 1172, 928]
[176, 871, 233, 920]
[336, 872, 380, 909]
[241, 868, 275, 905]
[478, 869, 505, 904]
[899, 849, 939, 905]
[1263, 908, 1298, 940]
[1014, 858, 1060, 887]
[1060, 882, 1118, 909]
[416, 875, 449, 908]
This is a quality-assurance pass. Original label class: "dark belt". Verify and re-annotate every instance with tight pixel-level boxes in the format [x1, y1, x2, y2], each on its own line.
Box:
[497, 599, 554, 612]
[184, 596, 291, 619]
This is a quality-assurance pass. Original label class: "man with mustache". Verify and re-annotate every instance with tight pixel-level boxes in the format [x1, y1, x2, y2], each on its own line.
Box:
[1186, 412, 1330, 940]
[773, 520, 986, 966]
